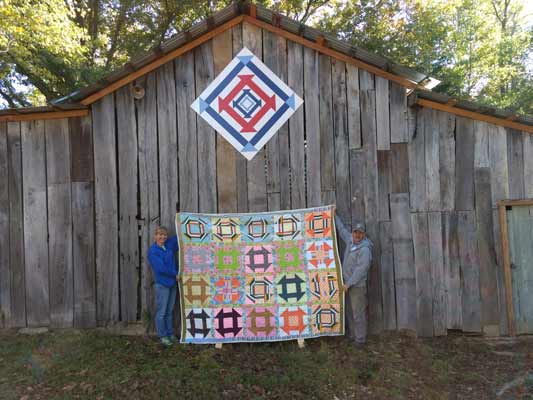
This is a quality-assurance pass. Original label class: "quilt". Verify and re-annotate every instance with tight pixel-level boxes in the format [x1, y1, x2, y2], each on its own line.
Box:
[191, 47, 303, 160]
[176, 205, 344, 344]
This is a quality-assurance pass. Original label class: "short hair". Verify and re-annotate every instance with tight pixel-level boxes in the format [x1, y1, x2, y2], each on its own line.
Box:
[154, 226, 168, 235]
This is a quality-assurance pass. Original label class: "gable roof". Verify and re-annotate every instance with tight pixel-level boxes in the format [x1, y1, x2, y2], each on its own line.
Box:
[0, 0, 531, 132]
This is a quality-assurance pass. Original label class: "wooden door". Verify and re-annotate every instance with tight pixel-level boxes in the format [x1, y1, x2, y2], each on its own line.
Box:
[507, 205, 533, 334]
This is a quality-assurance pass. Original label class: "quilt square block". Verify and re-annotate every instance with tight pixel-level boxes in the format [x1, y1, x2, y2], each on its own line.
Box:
[241, 216, 273, 242]
[182, 274, 212, 307]
[212, 275, 245, 305]
[274, 240, 305, 272]
[276, 272, 308, 305]
[309, 271, 340, 304]
[273, 213, 303, 241]
[191, 47, 303, 160]
[244, 306, 277, 338]
[304, 210, 332, 238]
[212, 217, 241, 243]
[278, 306, 310, 337]
[244, 245, 274, 273]
[214, 245, 242, 274]
[185, 308, 213, 339]
[213, 307, 243, 339]
[183, 244, 213, 273]
[305, 239, 335, 270]
[311, 304, 341, 334]
[245, 275, 275, 305]
[181, 215, 211, 243]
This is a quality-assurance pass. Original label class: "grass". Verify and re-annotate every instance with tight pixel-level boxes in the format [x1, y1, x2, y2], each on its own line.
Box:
[0, 330, 532, 399]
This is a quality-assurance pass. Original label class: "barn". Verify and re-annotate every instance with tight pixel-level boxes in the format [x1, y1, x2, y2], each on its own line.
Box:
[1, 1, 532, 337]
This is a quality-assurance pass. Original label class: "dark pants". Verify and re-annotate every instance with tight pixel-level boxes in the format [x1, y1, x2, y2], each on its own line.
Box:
[346, 286, 367, 344]
[155, 283, 177, 338]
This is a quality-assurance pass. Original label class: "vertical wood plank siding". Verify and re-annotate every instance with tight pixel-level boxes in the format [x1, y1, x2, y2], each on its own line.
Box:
[0, 25, 526, 337]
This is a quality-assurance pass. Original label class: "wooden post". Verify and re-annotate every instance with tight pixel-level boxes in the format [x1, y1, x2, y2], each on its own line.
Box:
[297, 338, 305, 349]
[215, 343, 223, 349]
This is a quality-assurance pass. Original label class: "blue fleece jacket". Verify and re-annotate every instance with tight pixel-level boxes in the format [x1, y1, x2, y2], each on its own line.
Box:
[147, 236, 179, 288]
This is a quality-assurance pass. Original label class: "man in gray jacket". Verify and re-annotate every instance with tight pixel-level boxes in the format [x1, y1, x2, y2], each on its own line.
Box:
[335, 213, 373, 346]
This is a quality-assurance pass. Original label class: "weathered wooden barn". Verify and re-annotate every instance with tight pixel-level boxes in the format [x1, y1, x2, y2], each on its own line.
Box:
[1, 2, 532, 337]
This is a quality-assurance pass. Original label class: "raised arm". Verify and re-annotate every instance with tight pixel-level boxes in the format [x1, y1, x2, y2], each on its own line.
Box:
[165, 235, 179, 253]
[148, 248, 177, 278]
[334, 215, 352, 244]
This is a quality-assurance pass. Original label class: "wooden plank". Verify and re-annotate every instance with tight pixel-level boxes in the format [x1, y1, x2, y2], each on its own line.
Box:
[425, 109, 440, 211]
[70, 115, 96, 328]
[390, 143, 409, 193]
[499, 205, 516, 336]
[136, 72, 158, 330]
[442, 211, 462, 330]
[457, 210, 481, 332]
[415, 98, 533, 134]
[45, 118, 73, 328]
[93, 96, 119, 324]
[319, 54, 335, 193]
[0, 122, 10, 328]
[193, 43, 217, 212]
[455, 117, 475, 211]
[492, 208, 508, 335]
[428, 212, 446, 336]
[0, 109, 88, 123]
[6, 122, 25, 327]
[80, 16, 245, 106]
[411, 212, 433, 337]
[21, 120, 50, 327]
[176, 53, 198, 212]
[474, 167, 499, 334]
[407, 104, 417, 140]
[390, 83, 408, 143]
[390, 193, 416, 331]
[524, 131, 533, 198]
[377, 150, 391, 221]
[439, 111, 456, 211]
[359, 69, 382, 333]
[349, 149, 365, 224]
[474, 121, 490, 168]
[232, 24, 249, 212]
[375, 77, 390, 150]
[304, 47, 321, 207]
[288, 40, 306, 209]
[488, 125, 509, 206]
[346, 64, 361, 149]
[213, 29, 237, 213]
[507, 128, 525, 199]
[157, 61, 179, 225]
[263, 30, 289, 210]
[408, 107, 426, 211]
[243, 22, 267, 212]
[116, 85, 139, 322]
[380, 221, 396, 330]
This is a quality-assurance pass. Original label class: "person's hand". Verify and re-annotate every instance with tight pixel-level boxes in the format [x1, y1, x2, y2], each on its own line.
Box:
[176, 274, 180, 282]
[343, 284, 349, 292]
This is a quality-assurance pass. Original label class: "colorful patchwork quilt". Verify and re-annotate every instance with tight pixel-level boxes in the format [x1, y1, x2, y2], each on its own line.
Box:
[176, 205, 344, 344]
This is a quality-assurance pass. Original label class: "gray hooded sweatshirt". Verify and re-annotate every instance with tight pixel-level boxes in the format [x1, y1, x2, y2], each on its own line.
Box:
[335, 215, 373, 288]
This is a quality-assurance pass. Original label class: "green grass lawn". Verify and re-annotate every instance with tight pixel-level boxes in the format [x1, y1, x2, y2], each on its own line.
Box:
[0, 330, 531, 399]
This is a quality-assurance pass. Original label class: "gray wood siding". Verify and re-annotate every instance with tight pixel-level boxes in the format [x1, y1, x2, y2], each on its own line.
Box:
[0, 24, 525, 337]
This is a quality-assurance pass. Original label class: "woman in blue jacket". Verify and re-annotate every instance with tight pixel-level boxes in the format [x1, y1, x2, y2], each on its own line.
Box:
[147, 226, 179, 346]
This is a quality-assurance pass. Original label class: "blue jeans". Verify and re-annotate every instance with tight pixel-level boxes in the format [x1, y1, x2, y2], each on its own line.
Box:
[155, 283, 177, 338]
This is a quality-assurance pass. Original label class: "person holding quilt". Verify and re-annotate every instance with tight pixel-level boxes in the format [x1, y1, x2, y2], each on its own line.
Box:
[334, 212, 373, 347]
[148, 226, 180, 347]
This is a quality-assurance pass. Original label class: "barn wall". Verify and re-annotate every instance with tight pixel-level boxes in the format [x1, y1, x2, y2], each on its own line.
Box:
[1, 21, 531, 336]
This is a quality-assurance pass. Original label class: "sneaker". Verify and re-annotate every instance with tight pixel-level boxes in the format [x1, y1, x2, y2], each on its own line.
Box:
[160, 337, 172, 347]
[168, 335, 178, 343]
[354, 341, 366, 348]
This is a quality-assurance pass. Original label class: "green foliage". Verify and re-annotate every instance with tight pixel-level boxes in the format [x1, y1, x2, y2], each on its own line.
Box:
[0, 0, 531, 115]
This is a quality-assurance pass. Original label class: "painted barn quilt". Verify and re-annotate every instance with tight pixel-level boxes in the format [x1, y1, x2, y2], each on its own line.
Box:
[190, 47, 303, 160]
[176, 205, 344, 344]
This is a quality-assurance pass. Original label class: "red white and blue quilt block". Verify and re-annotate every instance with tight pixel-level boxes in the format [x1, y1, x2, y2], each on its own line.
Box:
[190, 47, 303, 160]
